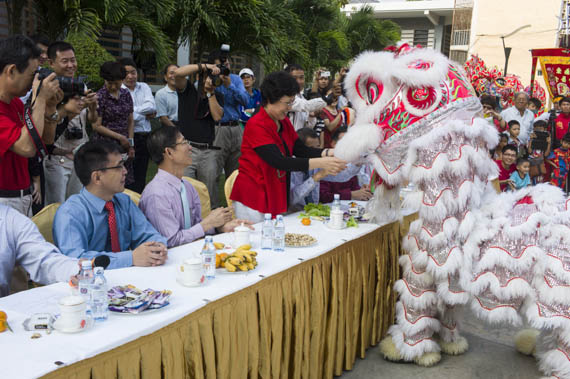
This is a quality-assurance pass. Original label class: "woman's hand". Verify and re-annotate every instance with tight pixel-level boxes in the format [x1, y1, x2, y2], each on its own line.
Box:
[119, 136, 130, 150]
[310, 157, 346, 175]
[128, 146, 135, 159]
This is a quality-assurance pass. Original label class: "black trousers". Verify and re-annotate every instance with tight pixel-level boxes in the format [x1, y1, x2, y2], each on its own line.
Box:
[132, 133, 150, 194]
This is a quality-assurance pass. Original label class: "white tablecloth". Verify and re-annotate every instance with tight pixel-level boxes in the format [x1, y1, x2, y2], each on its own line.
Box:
[0, 203, 415, 379]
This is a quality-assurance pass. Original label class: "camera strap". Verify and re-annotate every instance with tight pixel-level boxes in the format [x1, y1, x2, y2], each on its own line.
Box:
[22, 106, 49, 160]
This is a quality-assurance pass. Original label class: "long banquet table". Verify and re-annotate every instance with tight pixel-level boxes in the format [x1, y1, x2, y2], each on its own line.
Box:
[0, 205, 417, 379]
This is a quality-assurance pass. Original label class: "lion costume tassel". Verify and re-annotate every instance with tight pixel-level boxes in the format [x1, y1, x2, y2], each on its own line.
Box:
[334, 44, 570, 378]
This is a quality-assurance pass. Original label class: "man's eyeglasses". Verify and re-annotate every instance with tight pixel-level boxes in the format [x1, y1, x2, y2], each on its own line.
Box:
[94, 158, 127, 172]
[171, 139, 191, 148]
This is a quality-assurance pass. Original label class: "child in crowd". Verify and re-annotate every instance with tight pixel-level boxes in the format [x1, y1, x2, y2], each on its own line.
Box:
[528, 97, 542, 115]
[508, 157, 531, 190]
[507, 120, 526, 157]
[547, 132, 570, 191]
[527, 120, 551, 184]
[495, 145, 517, 191]
[554, 97, 570, 141]
[492, 133, 509, 161]
[480, 95, 504, 132]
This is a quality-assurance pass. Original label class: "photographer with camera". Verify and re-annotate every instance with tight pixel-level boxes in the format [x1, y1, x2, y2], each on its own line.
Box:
[0, 35, 61, 216]
[209, 46, 249, 179]
[285, 63, 326, 131]
[174, 63, 224, 208]
[41, 41, 98, 205]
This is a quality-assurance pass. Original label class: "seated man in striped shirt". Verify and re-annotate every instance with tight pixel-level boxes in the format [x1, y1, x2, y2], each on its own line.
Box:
[140, 126, 252, 248]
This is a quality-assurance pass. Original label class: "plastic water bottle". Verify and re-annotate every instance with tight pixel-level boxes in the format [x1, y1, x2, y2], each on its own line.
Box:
[332, 193, 341, 211]
[202, 235, 216, 280]
[91, 267, 108, 322]
[261, 213, 273, 250]
[273, 215, 285, 252]
[78, 260, 94, 312]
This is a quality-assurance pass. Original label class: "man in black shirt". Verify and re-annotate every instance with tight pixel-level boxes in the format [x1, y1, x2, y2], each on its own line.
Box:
[174, 63, 224, 207]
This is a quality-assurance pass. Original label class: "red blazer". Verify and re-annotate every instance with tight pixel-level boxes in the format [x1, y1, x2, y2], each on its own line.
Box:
[230, 107, 298, 217]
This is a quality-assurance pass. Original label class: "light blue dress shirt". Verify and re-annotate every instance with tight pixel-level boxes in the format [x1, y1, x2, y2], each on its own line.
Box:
[155, 85, 178, 122]
[215, 73, 249, 123]
[0, 204, 79, 297]
[53, 188, 167, 269]
[123, 82, 156, 133]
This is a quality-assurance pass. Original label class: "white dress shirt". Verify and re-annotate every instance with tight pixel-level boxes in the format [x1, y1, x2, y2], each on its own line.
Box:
[123, 82, 156, 133]
[500, 106, 535, 144]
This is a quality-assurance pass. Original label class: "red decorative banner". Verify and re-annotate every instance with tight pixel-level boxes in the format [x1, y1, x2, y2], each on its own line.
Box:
[531, 48, 570, 100]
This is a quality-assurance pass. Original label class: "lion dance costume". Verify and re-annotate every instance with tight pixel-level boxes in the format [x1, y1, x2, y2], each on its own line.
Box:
[334, 44, 570, 378]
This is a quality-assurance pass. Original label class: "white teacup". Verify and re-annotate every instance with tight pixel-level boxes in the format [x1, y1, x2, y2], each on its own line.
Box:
[233, 223, 251, 248]
[58, 295, 89, 330]
[177, 258, 205, 287]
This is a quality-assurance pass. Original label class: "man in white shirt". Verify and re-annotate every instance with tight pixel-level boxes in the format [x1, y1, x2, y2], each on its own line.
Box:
[155, 64, 180, 127]
[119, 58, 157, 194]
[500, 92, 535, 144]
[285, 64, 326, 131]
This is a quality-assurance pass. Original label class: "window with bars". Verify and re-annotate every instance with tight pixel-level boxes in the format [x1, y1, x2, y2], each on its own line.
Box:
[413, 29, 429, 47]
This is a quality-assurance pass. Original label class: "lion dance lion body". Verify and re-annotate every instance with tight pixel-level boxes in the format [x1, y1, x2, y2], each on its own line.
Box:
[334, 44, 570, 378]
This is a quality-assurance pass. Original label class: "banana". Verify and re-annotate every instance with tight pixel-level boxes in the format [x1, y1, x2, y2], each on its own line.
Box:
[246, 262, 255, 270]
[225, 262, 237, 272]
[234, 252, 252, 263]
[227, 257, 243, 266]
[213, 242, 225, 250]
[236, 244, 251, 252]
[248, 251, 257, 257]
[238, 264, 249, 271]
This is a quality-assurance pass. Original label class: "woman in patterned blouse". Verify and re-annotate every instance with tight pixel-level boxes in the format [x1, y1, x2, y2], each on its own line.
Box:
[93, 61, 135, 186]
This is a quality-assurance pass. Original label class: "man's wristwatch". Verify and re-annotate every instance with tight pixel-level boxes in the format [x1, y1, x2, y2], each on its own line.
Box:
[206, 92, 213, 98]
[45, 110, 59, 122]
[128, 138, 134, 147]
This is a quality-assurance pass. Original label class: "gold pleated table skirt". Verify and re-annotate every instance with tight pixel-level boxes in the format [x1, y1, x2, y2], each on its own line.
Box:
[43, 213, 417, 379]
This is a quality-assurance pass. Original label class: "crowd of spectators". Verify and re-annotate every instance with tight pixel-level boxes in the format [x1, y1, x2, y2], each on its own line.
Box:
[0, 34, 365, 296]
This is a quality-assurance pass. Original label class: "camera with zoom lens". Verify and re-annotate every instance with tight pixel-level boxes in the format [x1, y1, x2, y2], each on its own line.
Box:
[37, 67, 88, 97]
[207, 64, 231, 87]
[64, 126, 83, 140]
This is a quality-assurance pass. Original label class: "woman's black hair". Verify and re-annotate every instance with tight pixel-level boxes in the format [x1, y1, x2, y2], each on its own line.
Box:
[100, 61, 126, 81]
[260, 71, 299, 106]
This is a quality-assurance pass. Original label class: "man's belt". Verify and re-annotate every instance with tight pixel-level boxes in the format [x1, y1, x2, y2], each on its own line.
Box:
[218, 121, 240, 127]
[189, 141, 221, 150]
[0, 187, 33, 198]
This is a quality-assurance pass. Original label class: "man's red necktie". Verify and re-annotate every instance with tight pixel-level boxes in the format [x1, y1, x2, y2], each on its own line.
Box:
[104, 201, 120, 252]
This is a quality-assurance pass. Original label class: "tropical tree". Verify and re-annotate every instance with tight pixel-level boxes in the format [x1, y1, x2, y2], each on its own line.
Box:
[344, 6, 401, 58]
[15, 0, 176, 68]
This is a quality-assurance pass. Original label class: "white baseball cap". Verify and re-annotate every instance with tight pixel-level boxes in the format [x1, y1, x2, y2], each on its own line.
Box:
[239, 68, 254, 77]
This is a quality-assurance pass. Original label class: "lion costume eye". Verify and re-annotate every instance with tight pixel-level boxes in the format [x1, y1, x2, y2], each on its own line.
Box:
[366, 78, 383, 105]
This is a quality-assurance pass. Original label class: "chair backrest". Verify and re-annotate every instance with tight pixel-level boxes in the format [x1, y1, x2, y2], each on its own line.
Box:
[123, 189, 141, 206]
[224, 170, 239, 211]
[31, 203, 61, 243]
[182, 176, 211, 219]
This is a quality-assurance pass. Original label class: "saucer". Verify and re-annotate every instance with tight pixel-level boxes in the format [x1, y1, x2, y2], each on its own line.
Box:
[53, 314, 93, 333]
[325, 220, 347, 230]
[176, 276, 204, 287]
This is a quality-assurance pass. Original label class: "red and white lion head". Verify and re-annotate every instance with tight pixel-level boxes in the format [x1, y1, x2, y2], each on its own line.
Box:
[335, 44, 481, 186]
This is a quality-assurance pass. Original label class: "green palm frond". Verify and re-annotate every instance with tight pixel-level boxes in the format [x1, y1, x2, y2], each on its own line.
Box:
[66, 7, 102, 39]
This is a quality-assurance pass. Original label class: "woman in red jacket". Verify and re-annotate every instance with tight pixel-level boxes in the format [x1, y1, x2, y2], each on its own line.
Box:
[230, 71, 346, 222]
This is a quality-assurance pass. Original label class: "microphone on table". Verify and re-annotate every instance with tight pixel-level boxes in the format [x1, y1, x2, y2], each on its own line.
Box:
[93, 255, 111, 269]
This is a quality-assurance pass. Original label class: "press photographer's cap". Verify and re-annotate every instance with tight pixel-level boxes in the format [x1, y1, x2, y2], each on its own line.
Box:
[239, 68, 254, 78]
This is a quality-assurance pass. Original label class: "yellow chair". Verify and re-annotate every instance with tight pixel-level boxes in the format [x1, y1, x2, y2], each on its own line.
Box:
[224, 170, 239, 210]
[31, 203, 61, 244]
[123, 188, 141, 206]
[182, 176, 211, 219]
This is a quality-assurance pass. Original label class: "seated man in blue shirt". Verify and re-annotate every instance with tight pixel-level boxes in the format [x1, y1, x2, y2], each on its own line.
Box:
[53, 140, 168, 269]
[0, 203, 80, 297]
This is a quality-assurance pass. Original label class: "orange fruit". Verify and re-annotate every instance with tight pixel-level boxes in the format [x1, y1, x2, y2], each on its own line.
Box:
[0, 311, 6, 321]
[215, 254, 221, 268]
[301, 217, 311, 226]
[219, 253, 229, 262]
[0, 320, 6, 333]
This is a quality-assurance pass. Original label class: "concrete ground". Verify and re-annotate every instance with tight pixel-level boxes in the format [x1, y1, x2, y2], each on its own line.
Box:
[340, 312, 543, 379]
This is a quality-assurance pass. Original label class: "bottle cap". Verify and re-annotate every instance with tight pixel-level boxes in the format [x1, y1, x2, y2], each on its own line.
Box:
[264, 213, 272, 219]
[81, 260, 92, 268]
[94, 267, 104, 275]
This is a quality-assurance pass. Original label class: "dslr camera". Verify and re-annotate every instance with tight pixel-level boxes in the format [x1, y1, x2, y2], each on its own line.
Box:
[207, 44, 231, 87]
[37, 67, 88, 97]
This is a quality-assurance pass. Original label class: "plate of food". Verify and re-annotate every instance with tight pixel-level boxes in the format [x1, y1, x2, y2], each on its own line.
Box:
[285, 233, 317, 248]
[107, 285, 171, 315]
